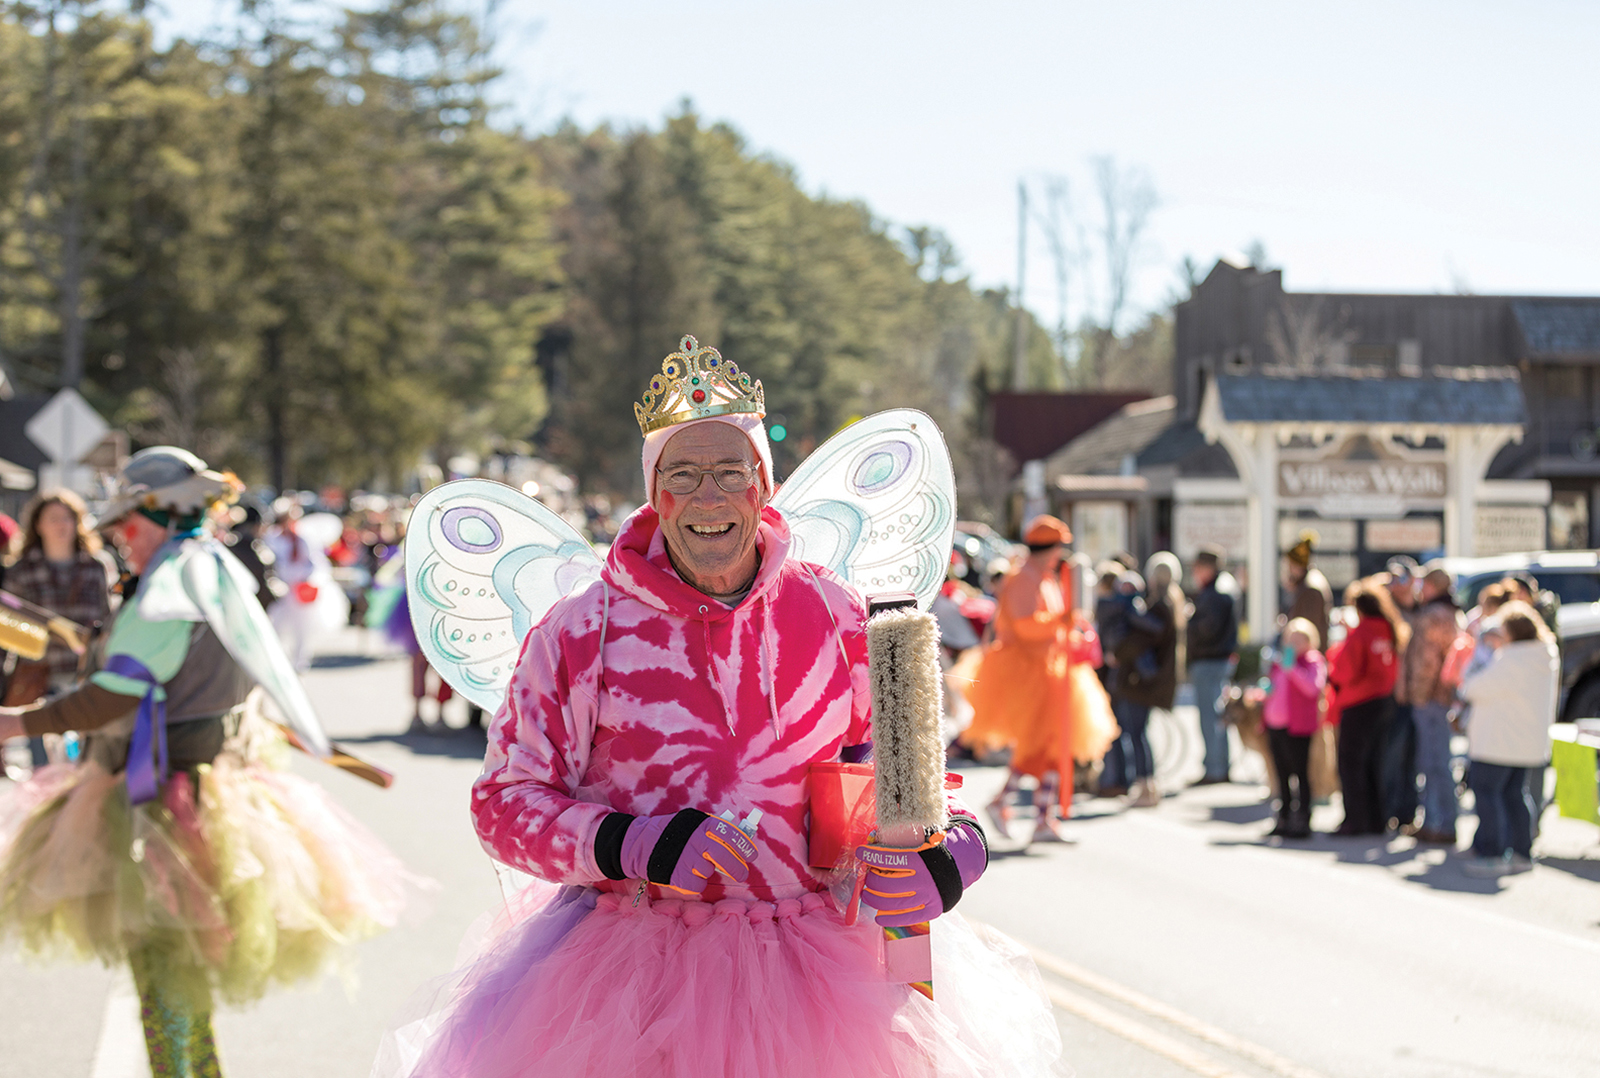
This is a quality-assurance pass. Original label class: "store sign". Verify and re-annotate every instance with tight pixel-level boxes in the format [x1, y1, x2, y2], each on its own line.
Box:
[1278, 518, 1358, 552]
[1365, 518, 1442, 552]
[1278, 461, 1447, 500]
[1173, 503, 1247, 562]
[1474, 506, 1546, 557]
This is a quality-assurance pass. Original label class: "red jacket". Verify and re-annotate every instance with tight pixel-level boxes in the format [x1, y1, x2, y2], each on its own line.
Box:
[1328, 615, 1398, 711]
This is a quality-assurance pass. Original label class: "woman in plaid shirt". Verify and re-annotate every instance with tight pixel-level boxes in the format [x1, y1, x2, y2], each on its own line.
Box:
[3, 491, 118, 768]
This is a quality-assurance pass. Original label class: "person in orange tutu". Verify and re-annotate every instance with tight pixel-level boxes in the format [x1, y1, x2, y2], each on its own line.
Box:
[960, 515, 1117, 844]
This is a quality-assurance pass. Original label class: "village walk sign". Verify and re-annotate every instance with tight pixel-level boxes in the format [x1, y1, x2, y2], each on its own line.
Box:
[1277, 459, 1448, 518]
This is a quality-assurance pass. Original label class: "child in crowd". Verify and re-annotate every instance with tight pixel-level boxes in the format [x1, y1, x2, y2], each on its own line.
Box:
[1456, 602, 1559, 877]
[1261, 618, 1328, 839]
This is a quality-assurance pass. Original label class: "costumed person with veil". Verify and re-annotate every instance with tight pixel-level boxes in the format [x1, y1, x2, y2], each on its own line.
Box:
[0, 447, 414, 1078]
[957, 516, 1116, 844]
[375, 337, 1062, 1077]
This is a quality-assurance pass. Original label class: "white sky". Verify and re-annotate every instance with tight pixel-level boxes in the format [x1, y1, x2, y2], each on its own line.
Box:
[153, 1, 1600, 327]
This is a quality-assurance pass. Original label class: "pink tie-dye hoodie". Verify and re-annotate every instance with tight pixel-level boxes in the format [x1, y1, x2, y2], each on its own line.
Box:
[473, 502, 882, 903]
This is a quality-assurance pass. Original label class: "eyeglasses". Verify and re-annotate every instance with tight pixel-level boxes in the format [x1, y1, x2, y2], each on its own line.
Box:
[655, 463, 758, 496]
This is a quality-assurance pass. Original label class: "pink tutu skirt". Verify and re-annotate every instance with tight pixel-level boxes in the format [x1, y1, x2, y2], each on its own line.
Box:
[376, 883, 1063, 1077]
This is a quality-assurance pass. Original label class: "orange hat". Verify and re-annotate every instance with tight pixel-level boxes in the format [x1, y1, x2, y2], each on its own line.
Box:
[1024, 514, 1072, 547]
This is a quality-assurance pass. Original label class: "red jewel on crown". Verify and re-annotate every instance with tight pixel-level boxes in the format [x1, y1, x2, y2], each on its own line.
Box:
[691, 389, 707, 403]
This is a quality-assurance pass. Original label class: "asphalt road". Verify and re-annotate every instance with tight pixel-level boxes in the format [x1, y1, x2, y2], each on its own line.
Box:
[3, 628, 1598, 1078]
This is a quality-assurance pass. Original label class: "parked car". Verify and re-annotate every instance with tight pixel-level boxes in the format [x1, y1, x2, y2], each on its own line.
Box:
[1431, 551, 1600, 720]
[952, 521, 1019, 591]
[1435, 550, 1600, 610]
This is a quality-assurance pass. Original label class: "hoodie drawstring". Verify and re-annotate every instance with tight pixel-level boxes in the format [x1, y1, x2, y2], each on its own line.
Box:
[760, 597, 783, 738]
[698, 606, 739, 735]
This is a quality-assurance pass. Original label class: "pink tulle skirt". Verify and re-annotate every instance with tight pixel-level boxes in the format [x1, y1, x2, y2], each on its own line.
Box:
[376, 883, 1063, 1078]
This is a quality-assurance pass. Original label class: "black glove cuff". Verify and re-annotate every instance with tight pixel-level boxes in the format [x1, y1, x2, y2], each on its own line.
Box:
[647, 809, 710, 885]
[593, 812, 636, 881]
[917, 842, 965, 913]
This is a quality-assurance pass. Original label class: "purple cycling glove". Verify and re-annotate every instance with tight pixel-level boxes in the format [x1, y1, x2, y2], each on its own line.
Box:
[855, 817, 988, 928]
[594, 809, 759, 895]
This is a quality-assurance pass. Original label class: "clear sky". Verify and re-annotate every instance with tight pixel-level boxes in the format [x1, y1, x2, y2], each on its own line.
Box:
[153, 1, 1600, 327]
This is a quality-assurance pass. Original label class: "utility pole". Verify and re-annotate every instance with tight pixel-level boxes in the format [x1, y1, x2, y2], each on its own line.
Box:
[1012, 180, 1028, 391]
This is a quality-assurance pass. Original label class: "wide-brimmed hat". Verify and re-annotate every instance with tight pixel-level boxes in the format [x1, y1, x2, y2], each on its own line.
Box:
[99, 446, 241, 527]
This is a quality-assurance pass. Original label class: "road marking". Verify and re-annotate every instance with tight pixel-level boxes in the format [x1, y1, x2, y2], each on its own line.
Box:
[1023, 942, 1333, 1078]
[91, 970, 150, 1078]
[1042, 979, 1252, 1078]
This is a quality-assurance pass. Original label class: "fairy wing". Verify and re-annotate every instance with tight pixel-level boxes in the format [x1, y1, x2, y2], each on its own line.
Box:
[405, 480, 602, 712]
[772, 409, 956, 611]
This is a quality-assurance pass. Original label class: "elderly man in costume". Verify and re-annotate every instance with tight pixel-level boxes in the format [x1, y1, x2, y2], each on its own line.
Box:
[959, 515, 1113, 844]
[0, 448, 409, 1078]
[380, 339, 1060, 1077]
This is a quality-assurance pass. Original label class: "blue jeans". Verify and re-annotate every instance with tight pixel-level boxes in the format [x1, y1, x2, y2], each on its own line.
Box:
[1103, 700, 1153, 788]
[1381, 702, 1417, 826]
[1189, 658, 1232, 781]
[1469, 761, 1533, 858]
[1412, 702, 1458, 834]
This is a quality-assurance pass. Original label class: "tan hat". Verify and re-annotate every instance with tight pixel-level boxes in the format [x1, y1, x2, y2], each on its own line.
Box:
[1023, 514, 1072, 547]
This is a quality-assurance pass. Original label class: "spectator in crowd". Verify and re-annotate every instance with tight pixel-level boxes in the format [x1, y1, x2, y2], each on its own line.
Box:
[1281, 530, 1333, 655]
[1382, 558, 1422, 831]
[1260, 617, 1328, 839]
[1105, 559, 1179, 808]
[1187, 545, 1239, 786]
[1500, 572, 1560, 641]
[1404, 568, 1467, 844]
[1329, 581, 1407, 835]
[1457, 602, 1559, 877]
[224, 499, 282, 610]
[1462, 583, 1510, 683]
[1, 490, 118, 774]
[0, 513, 16, 589]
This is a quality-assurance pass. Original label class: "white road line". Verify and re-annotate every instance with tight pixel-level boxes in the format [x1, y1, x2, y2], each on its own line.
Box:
[1024, 942, 1333, 1078]
[90, 970, 150, 1078]
[1042, 980, 1252, 1078]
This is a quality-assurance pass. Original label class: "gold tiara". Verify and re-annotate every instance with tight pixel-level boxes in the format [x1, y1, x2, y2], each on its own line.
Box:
[635, 335, 765, 436]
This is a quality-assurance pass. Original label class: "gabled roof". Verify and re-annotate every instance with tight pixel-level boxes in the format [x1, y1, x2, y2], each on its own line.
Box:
[1044, 396, 1175, 477]
[1212, 373, 1524, 426]
[1512, 300, 1600, 358]
[989, 391, 1152, 464]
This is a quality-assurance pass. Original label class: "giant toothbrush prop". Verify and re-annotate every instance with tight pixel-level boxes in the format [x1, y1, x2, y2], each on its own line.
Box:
[861, 597, 950, 998]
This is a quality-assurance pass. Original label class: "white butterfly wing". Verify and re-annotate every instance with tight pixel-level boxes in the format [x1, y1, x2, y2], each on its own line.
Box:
[772, 409, 956, 610]
[406, 480, 602, 712]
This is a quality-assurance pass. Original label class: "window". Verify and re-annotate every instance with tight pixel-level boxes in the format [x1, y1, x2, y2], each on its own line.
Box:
[1349, 343, 1398, 370]
[1550, 490, 1589, 550]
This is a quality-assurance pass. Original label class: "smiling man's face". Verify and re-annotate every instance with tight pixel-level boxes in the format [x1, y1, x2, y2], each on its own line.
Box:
[653, 422, 766, 597]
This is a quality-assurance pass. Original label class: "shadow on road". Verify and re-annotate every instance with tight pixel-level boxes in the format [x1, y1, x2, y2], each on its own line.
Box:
[340, 726, 488, 760]
[311, 651, 403, 669]
[1398, 857, 1504, 895]
[1536, 855, 1600, 884]
[1207, 801, 1275, 825]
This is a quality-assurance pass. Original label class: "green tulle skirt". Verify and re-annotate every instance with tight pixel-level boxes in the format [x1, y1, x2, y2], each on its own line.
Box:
[0, 727, 411, 1011]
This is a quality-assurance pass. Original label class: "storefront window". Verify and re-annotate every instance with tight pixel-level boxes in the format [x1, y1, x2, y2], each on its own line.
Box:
[1549, 490, 1589, 550]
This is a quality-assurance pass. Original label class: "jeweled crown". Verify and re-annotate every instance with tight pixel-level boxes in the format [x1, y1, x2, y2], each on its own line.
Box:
[635, 335, 765, 436]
